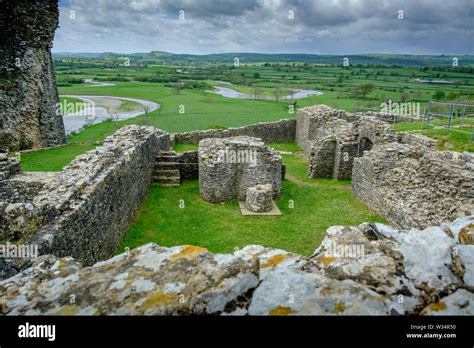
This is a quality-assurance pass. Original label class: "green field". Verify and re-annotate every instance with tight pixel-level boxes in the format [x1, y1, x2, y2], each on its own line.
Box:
[18, 57, 474, 171]
[118, 143, 385, 256]
[16, 56, 473, 255]
[20, 59, 474, 171]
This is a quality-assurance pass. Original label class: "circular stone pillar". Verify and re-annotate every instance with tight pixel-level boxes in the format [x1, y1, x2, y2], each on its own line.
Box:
[199, 136, 282, 203]
[245, 184, 273, 212]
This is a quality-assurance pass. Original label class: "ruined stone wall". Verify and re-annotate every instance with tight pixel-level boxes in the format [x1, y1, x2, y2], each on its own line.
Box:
[0, 0, 65, 150]
[199, 137, 282, 203]
[175, 119, 296, 144]
[0, 152, 20, 181]
[357, 117, 399, 146]
[176, 151, 199, 180]
[307, 136, 336, 178]
[296, 105, 351, 154]
[302, 106, 399, 180]
[401, 132, 439, 149]
[0, 126, 170, 267]
[352, 142, 474, 229]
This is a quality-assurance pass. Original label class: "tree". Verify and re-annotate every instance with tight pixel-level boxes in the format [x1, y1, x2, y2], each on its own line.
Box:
[447, 92, 460, 100]
[432, 90, 446, 101]
[273, 88, 282, 102]
[351, 83, 375, 98]
[400, 92, 409, 103]
[253, 72, 260, 79]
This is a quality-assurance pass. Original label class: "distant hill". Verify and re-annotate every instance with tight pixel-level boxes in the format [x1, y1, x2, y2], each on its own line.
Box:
[53, 51, 474, 67]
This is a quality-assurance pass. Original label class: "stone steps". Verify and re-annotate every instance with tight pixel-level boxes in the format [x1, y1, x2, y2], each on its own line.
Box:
[154, 151, 181, 186]
[154, 169, 180, 178]
[152, 175, 181, 186]
[155, 162, 180, 171]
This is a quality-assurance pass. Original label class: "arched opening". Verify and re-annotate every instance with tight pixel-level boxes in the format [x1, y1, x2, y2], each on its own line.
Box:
[358, 137, 374, 156]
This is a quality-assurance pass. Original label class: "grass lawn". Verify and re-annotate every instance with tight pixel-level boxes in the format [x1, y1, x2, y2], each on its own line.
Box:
[119, 99, 143, 112]
[20, 143, 98, 172]
[118, 143, 385, 256]
[394, 121, 474, 152]
[20, 78, 473, 171]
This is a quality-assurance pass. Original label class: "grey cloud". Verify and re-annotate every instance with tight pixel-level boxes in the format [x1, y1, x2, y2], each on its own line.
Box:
[54, 0, 474, 54]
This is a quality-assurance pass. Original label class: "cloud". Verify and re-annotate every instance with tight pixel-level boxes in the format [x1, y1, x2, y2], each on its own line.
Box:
[54, 0, 474, 54]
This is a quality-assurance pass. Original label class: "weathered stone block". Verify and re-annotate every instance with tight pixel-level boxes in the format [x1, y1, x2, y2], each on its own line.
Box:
[246, 184, 273, 212]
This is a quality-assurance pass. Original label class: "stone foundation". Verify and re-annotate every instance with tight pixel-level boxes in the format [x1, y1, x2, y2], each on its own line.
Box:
[0, 153, 20, 181]
[199, 136, 282, 203]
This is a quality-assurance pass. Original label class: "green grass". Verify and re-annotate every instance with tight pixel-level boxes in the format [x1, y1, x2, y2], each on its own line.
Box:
[174, 143, 199, 152]
[119, 99, 142, 112]
[394, 121, 474, 152]
[118, 144, 384, 256]
[20, 144, 98, 172]
[21, 59, 474, 171]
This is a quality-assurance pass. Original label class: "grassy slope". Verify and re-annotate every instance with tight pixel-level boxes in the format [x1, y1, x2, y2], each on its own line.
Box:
[394, 120, 474, 152]
[20, 144, 98, 172]
[118, 143, 385, 256]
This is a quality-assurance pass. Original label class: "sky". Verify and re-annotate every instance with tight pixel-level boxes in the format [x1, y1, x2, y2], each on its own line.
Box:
[54, 0, 474, 55]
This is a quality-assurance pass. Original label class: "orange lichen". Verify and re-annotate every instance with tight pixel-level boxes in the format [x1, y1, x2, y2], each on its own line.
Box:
[141, 291, 177, 310]
[334, 302, 345, 313]
[170, 245, 207, 261]
[268, 306, 295, 316]
[319, 256, 337, 264]
[459, 224, 474, 245]
[429, 301, 447, 312]
[53, 305, 78, 315]
[261, 254, 287, 268]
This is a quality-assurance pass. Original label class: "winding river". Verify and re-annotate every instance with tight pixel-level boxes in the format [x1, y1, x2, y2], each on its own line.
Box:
[207, 85, 323, 100]
[60, 95, 160, 134]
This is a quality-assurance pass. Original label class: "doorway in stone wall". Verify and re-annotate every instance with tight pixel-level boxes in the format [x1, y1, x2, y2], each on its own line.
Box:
[358, 137, 374, 156]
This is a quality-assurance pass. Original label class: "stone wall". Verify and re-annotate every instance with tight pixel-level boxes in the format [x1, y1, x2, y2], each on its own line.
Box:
[176, 151, 199, 180]
[1, 215, 472, 315]
[0, 126, 170, 268]
[175, 119, 296, 144]
[296, 105, 351, 154]
[199, 137, 282, 203]
[352, 142, 474, 229]
[301, 105, 398, 180]
[307, 136, 336, 178]
[0, 0, 65, 150]
[0, 153, 20, 181]
[401, 132, 439, 149]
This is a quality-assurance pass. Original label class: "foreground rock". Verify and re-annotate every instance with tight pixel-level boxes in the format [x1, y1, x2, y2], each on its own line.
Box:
[0, 244, 259, 315]
[1, 217, 473, 316]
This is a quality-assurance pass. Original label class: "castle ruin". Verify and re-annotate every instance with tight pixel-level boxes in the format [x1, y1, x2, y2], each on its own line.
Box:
[0, 0, 65, 150]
